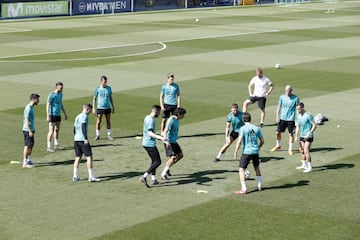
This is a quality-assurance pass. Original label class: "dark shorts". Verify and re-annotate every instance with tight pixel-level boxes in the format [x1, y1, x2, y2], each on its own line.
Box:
[162, 104, 177, 118]
[230, 131, 239, 140]
[164, 142, 182, 157]
[239, 154, 260, 169]
[300, 137, 314, 143]
[143, 146, 161, 163]
[97, 108, 111, 115]
[49, 115, 61, 123]
[277, 120, 295, 133]
[74, 141, 92, 157]
[249, 96, 266, 109]
[23, 131, 35, 147]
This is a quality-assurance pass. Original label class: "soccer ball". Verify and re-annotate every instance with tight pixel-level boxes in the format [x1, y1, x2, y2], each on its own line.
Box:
[195, 18, 200, 23]
[245, 170, 251, 179]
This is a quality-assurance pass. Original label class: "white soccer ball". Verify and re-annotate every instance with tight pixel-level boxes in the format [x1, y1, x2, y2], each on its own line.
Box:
[245, 170, 251, 179]
[275, 63, 281, 69]
[195, 18, 200, 23]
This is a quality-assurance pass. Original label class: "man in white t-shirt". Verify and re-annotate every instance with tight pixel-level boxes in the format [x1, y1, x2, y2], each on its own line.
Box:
[242, 67, 274, 128]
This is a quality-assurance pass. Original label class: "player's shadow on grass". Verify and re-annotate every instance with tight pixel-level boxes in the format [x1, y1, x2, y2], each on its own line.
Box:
[310, 147, 343, 153]
[313, 163, 354, 172]
[260, 156, 285, 163]
[159, 169, 237, 187]
[180, 132, 223, 138]
[35, 158, 104, 167]
[250, 180, 310, 193]
[99, 171, 143, 181]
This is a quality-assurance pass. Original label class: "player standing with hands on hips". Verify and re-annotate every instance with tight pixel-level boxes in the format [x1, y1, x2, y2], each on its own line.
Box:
[160, 73, 181, 132]
[294, 102, 316, 173]
[242, 67, 274, 128]
[46, 82, 68, 152]
[93, 76, 115, 141]
[234, 112, 264, 195]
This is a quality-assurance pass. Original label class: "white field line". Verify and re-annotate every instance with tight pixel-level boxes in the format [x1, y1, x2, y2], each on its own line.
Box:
[0, 27, 32, 33]
[0, 29, 279, 62]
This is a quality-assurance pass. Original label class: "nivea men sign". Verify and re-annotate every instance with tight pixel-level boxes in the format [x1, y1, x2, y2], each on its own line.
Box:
[73, 0, 130, 15]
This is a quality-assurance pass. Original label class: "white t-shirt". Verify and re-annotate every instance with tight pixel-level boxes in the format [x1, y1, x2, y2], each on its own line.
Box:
[250, 75, 272, 97]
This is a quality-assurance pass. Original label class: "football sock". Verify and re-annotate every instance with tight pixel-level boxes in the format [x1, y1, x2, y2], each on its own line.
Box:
[88, 168, 94, 178]
[241, 182, 247, 192]
[96, 130, 100, 136]
[216, 152, 222, 159]
[289, 143, 293, 150]
[151, 175, 156, 181]
[143, 172, 149, 178]
[276, 140, 281, 146]
[73, 168, 78, 177]
[162, 166, 169, 177]
[47, 141, 51, 148]
[54, 139, 59, 146]
[107, 129, 111, 136]
[256, 176, 262, 189]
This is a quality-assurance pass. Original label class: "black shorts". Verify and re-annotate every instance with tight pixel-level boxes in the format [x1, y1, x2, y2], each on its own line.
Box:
[164, 142, 182, 157]
[249, 96, 266, 109]
[300, 137, 314, 143]
[74, 141, 92, 157]
[230, 131, 239, 140]
[277, 120, 295, 133]
[49, 115, 61, 123]
[239, 154, 260, 169]
[162, 104, 177, 118]
[97, 108, 111, 115]
[23, 131, 35, 147]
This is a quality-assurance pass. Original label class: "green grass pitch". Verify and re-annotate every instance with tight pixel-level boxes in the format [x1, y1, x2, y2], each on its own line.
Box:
[0, 1, 359, 239]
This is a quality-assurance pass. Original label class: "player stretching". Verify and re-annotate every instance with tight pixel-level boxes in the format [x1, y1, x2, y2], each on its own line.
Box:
[214, 103, 244, 162]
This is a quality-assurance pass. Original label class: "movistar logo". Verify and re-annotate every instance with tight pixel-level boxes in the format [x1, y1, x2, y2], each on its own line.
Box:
[7, 3, 23, 17]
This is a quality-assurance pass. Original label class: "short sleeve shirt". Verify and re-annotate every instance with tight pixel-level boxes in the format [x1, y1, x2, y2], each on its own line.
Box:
[226, 112, 244, 133]
[250, 75, 272, 97]
[296, 112, 315, 138]
[94, 86, 112, 109]
[47, 91, 63, 116]
[161, 83, 180, 106]
[239, 123, 263, 155]
[142, 114, 156, 147]
[23, 104, 35, 132]
[278, 94, 299, 121]
[74, 113, 88, 141]
[165, 115, 179, 143]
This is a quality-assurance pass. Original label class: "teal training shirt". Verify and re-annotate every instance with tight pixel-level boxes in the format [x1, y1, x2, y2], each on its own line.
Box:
[47, 91, 63, 116]
[165, 115, 179, 143]
[226, 112, 244, 133]
[296, 112, 315, 138]
[142, 114, 156, 147]
[74, 113, 88, 141]
[94, 86, 112, 109]
[278, 94, 299, 121]
[161, 83, 180, 105]
[239, 123, 263, 155]
[22, 104, 35, 132]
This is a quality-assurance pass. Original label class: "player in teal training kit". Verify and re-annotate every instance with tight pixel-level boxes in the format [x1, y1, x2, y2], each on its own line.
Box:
[271, 85, 299, 155]
[160, 73, 181, 132]
[139, 105, 167, 188]
[234, 112, 264, 195]
[295, 102, 316, 173]
[46, 82, 68, 152]
[93, 76, 115, 141]
[73, 104, 100, 182]
[22, 94, 40, 168]
[160, 107, 187, 180]
[214, 103, 244, 162]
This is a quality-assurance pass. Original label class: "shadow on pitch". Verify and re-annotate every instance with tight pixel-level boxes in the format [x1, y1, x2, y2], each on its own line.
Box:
[260, 156, 285, 163]
[310, 147, 343, 153]
[180, 132, 223, 138]
[35, 158, 104, 167]
[313, 163, 354, 172]
[158, 169, 237, 187]
[251, 180, 310, 193]
[99, 171, 143, 181]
